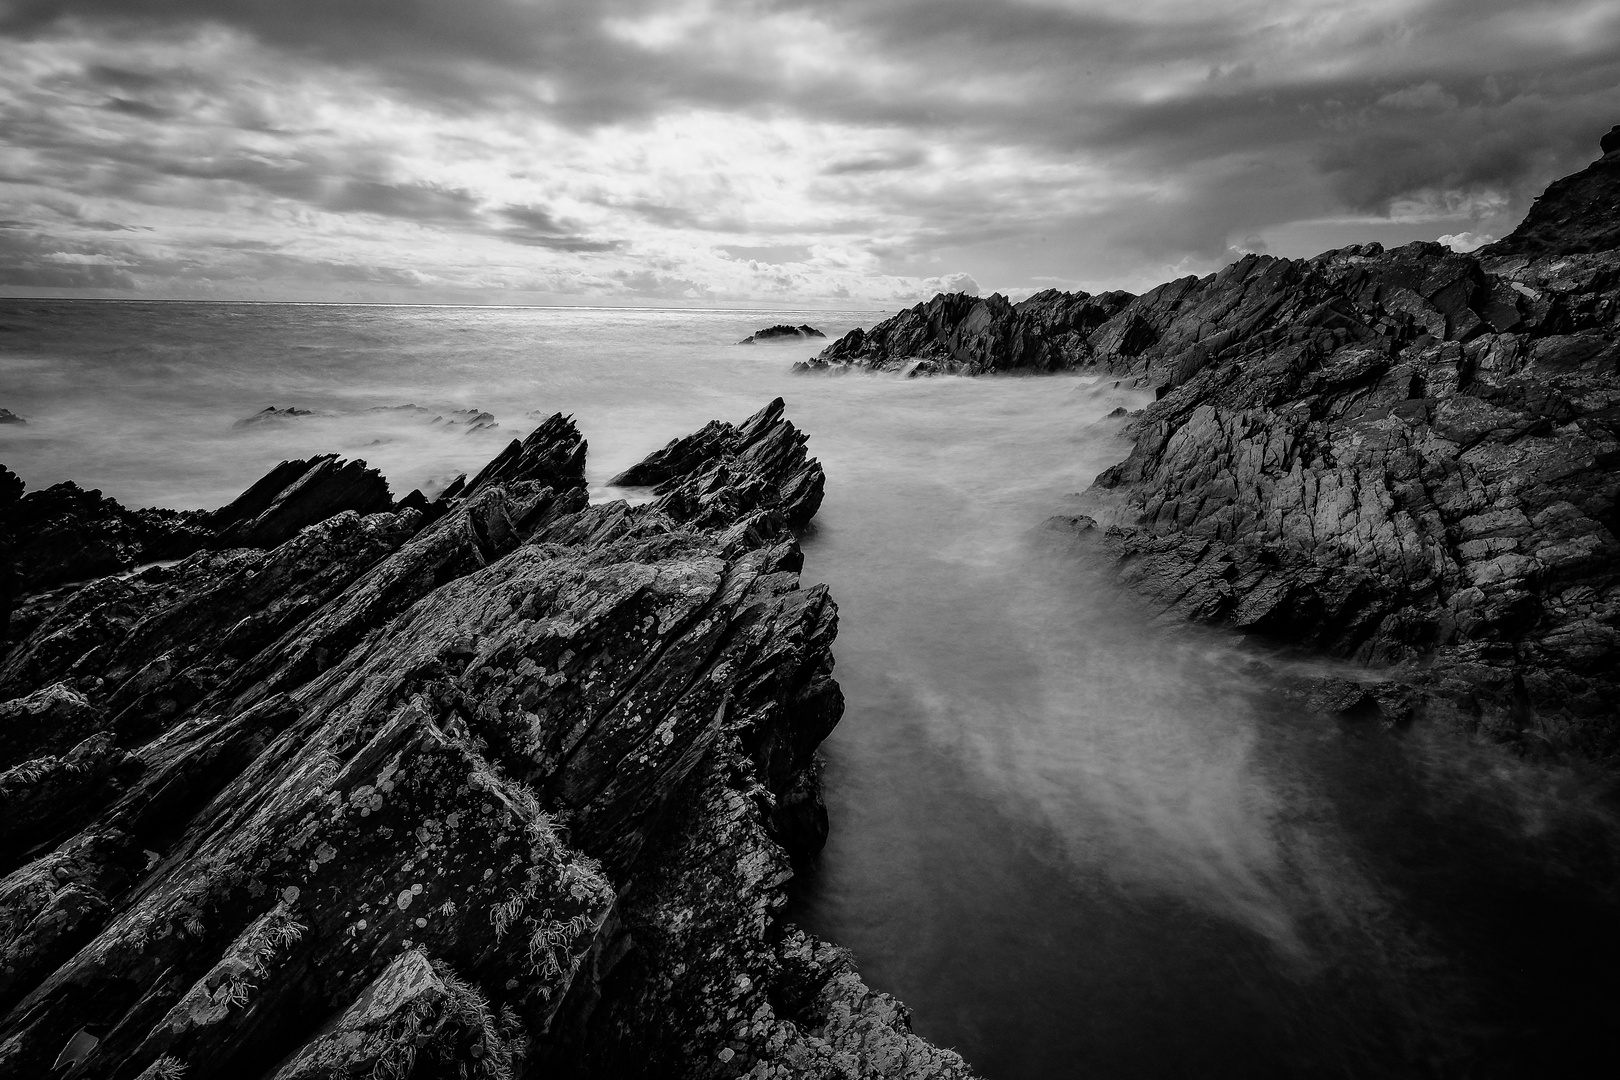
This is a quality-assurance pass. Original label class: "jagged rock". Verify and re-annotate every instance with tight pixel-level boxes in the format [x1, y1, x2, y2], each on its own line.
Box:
[1480, 133, 1620, 258]
[814, 125, 1620, 757]
[612, 398, 825, 532]
[0, 406, 966, 1079]
[607, 421, 737, 488]
[367, 404, 500, 434]
[0, 410, 24, 425]
[1078, 161, 1620, 752]
[207, 455, 394, 549]
[0, 466, 22, 509]
[814, 289, 1132, 374]
[0, 683, 106, 771]
[460, 412, 587, 500]
[271, 949, 525, 1078]
[737, 325, 826, 345]
[0, 482, 214, 597]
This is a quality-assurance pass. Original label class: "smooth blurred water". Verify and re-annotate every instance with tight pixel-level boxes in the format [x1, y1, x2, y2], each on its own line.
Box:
[3, 299, 1616, 1078]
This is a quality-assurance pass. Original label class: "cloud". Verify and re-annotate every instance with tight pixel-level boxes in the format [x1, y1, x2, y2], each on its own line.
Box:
[1377, 81, 1461, 112]
[1438, 231, 1494, 252]
[0, 1, 1616, 305]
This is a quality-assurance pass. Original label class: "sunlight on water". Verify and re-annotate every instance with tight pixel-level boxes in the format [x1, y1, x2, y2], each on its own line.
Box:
[3, 299, 1616, 1078]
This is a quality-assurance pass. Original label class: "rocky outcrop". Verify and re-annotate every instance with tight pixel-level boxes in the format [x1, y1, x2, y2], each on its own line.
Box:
[1478, 128, 1620, 258]
[0, 481, 214, 601]
[608, 398, 825, 531]
[0, 453, 400, 611]
[461, 412, 587, 500]
[738, 325, 826, 345]
[1084, 135, 1620, 756]
[818, 128, 1620, 757]
[0, 409, 24, 425]
[805, 289, 1132, 374]
[0, 403, 971, 1078]
[207, 455, 393, 550]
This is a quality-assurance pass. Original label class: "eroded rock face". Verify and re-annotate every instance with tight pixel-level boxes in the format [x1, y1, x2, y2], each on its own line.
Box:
[0, 403, 971, 1078]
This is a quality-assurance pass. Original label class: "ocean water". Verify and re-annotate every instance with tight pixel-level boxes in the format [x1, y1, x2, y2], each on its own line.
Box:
[3, 299, 1617, 1077]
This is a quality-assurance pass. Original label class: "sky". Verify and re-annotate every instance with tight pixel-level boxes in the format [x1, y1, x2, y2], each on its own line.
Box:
[0, 1, 1617, 308]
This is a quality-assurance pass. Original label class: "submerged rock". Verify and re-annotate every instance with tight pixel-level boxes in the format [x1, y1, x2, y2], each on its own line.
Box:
[0, 404, 971, 1078]
[231, 406, 325, 428]
[737, 324, 826, 345]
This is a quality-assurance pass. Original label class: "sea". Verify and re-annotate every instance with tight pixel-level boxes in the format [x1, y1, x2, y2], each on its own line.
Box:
[2, 299, 1617, 1078]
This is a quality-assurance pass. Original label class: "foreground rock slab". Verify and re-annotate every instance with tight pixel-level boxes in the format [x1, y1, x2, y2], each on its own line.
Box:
[0, 400, 973, 1078]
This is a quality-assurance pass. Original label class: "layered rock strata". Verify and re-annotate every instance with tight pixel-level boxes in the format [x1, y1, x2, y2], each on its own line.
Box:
[0, 400, 972, 1078]
[817, 132, 1620, 757]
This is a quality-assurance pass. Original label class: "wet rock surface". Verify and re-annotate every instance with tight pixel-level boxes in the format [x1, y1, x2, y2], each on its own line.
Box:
[0, 402, 971, 1078]
[832, 131, 1620, 757]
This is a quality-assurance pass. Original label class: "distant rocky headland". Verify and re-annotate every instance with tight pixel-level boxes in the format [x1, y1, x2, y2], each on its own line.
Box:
[0, 402, 973, 1076]
[806, 126, 1620, 760]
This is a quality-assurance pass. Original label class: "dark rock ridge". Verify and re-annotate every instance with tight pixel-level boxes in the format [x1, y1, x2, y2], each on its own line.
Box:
[803, 289, 1134, 375]
[207, 456, 393, 550]
[0, 455, 398, 606]
[605, 398, 825, 531]
[1478, 129, 1620, 258]
[737, 324, 825, 345]
[237, 404, 501, 435]
[0, 401, 972, 1078]
[367, 405, 500, 434]
[824, 129, 1620, 757]
[0, 409, 24, 425]
[233, 407, 325, 428]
